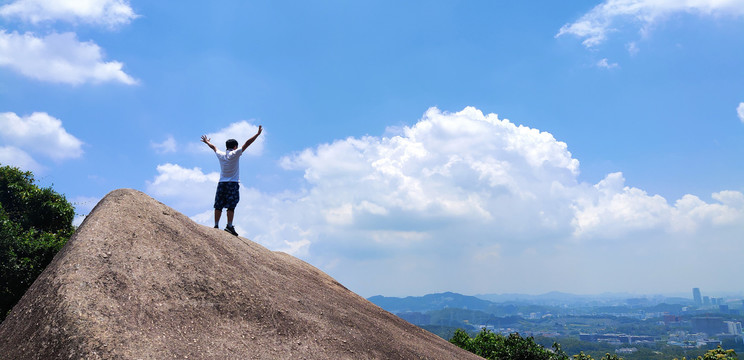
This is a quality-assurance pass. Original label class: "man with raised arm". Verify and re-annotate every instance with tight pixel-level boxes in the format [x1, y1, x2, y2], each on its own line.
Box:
[201, 125, 262, 236]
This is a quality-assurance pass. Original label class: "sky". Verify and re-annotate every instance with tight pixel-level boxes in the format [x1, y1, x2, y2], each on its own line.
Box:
[1, 0, 743, 298]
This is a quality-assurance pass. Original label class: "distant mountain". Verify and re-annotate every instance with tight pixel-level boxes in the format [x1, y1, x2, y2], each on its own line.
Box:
[473, 291, 639, 305]
[368, 291, 495, 313]
[369, 291, 698, 315]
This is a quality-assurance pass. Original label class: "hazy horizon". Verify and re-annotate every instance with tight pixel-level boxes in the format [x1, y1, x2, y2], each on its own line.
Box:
[372, 289, 744, 299]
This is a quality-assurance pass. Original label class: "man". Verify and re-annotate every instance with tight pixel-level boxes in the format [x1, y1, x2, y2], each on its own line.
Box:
[201, 125, 262, 236]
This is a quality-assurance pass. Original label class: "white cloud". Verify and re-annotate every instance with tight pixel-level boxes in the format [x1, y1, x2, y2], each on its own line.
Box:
[0, 112, 84, 162]
[151, 135, 177, 154]
[737, 102, 744, 123]
[0, 145, 44, 173]
[597, 58, 619, 69]
[570, 172, 744, 238]
[145, 163, 219, 213]
[0, 31, 137, 85]
[557, 0, 744, 47]
[280, 107, 580, 235]
[626, 41, 639, 56]
[193, 121, 265, 155]
[0, 0, 137, 27]
[147, 107, 744, 296]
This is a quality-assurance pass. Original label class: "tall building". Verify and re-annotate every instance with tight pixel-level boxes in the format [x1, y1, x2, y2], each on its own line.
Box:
[692, 317, 724, 335]
[724, 321, 742, 335]
[693, 288, 702, 305]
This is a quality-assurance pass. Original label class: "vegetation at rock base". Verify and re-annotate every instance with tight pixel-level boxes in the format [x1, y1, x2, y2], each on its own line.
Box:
[450, 328, 739, 360]
[673, 345, 738, 360]
[0, 165, 75, 321]
[450, 328, 622, 360]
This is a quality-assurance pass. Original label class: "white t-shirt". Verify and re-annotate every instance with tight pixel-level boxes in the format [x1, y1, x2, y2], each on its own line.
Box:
[215, 148, 243, 182]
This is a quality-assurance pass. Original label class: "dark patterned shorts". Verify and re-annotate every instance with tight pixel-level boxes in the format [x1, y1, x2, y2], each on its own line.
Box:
[214, 182, 240, 210]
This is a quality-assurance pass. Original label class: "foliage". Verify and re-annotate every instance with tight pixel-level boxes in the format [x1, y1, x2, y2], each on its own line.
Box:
[673, 345, 739, 360]
[722, 338, 744, 354]
[452, 328, 741, 360]
[449, 328, 624, 360]
[572, 352, 621, 360]
[698, 346, 738, 360]
[450, 328, 565, 360]
[0, 165, 75, 321]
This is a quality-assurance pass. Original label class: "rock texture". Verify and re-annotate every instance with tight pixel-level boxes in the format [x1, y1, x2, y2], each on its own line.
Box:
[0, 189, 480, 359]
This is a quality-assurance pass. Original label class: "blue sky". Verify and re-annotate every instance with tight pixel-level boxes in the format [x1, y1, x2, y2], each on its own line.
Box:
[1, 0, 743, 298]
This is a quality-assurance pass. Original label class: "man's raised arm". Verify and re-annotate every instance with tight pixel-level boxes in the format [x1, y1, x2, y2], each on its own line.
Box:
[241, 125, 263, 152]
[201, 135, 217, 152]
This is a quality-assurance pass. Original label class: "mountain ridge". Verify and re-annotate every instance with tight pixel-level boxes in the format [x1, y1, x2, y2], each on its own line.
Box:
[369, 290, 698, 313]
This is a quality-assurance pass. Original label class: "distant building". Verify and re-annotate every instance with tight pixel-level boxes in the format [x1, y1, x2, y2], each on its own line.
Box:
[615, 347, 638, 354]
[692, 317, 724, 335]
[703, 340, 722, 350]
[724, 321, 742, 335]
[579, 333, 655, 344]
[703, 296, 710, 305]
[663, 315, 681, 324]
[693, 288, 702, 305]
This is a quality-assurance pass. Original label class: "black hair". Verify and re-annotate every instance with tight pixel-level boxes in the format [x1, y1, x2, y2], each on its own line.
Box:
[226, 139, 239, 150]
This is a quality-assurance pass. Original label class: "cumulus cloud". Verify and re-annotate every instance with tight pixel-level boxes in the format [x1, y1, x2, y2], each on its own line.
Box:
[145, 163, 219, 213]
[192, 121, 265, 155]
[280, 107, 580, 237]
[151, 135, 177, 154]
[147, 107, 744, 296]
[570, 172, 743, 238]
[0, 0, 137, 27]
[0, 112, 84, 167]
[0, 31, 137, 85]
[597, 58, 619, 69]
[0, 145, 44, 173]
[557, 0, 744, 47]
[738, 102, 744, 123]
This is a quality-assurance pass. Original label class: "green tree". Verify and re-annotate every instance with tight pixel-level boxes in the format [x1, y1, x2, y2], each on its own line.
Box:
[572, 352, 621, 360]
[450, 328, 572, 360]
[676, 345, 738, 360]
[0, 165, 75, 321]
[451, 328, 626, 360]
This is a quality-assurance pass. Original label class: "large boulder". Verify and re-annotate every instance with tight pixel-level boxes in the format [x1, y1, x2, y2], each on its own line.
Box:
[0, 189, 479, 359]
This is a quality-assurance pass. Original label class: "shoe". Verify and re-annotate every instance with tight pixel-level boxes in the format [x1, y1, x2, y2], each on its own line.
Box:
[214, 225, 219, 228]
[225, 225, 238, 236]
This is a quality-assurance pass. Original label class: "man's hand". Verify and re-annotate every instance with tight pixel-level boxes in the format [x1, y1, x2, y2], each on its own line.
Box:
[201, 135, 217, 152]
[241, 126, 263, 152]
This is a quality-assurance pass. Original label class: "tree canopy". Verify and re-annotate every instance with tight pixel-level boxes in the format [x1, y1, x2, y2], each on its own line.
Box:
[450, 328, 623, 360]
[0, 165, 75, 320]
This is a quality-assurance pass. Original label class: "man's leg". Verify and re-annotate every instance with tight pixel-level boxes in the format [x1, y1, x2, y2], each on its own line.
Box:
[224, 208, 238, 235]
[222, 182, 240, 236]
[226, 208, 234, 225]
[214, 209, 222, 228]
